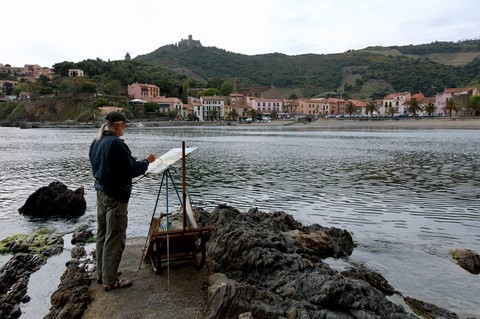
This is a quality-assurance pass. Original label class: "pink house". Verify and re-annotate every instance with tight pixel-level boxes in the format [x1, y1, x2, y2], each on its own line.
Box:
[435, 87, 478, 116]
[128, 82, 161, 102]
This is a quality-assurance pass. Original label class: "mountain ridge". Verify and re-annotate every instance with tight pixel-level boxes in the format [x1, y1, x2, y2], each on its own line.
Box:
[134, 39, 480, 99]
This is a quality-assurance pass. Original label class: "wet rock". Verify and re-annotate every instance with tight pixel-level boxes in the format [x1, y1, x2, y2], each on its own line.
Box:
[0, 229, 63, 257]
[303, 223, 355, 257]
[404, 296, 459, 319]
[450, 248, 480, 274]
[71, 246, 86, 259]
[44, 229, 95, 319]
[341, 263, 396, 295]
[45, 259, 92, 319]
[71, 229, 94, 245]
[0, 253, 46, 319]
[207, 273, 285, 319]
[205, 205, 416, 319]
[18, 181, 86, 217]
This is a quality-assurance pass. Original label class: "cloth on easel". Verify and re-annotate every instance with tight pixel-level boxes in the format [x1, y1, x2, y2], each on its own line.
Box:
[159, 212, 184, 231]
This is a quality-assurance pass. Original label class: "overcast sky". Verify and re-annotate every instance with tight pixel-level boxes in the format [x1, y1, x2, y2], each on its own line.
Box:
[2, 0, 479, 68]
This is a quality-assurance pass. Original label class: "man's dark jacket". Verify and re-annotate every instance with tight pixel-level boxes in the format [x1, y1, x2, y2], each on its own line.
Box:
[89, 131, 149, 203]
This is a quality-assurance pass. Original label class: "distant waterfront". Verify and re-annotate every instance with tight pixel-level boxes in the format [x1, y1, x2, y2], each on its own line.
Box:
[0, 125, 479, 317]
[6, 116, 480, 131]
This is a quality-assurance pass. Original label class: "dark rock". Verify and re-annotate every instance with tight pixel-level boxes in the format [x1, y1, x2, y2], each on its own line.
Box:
[71, 246, 86, 259]
[342, 263, 396, 295]
[207, 273, 285, 319]
[44, 229, 95, 319]
[303, 223, 355, 257]
[71, 229, 94, 245]
[0, 253, 46, 319]
[18, 181, 86, 217]
[404, 296, 459, 319]
[450, 248, 480, 274]
[10, 305, 22, 318]
[205, 205, 417, 319]
[45, 259, 92, 319]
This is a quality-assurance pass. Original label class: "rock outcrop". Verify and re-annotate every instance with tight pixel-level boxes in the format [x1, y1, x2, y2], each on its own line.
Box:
[404, 297, 460, 319]
[450, 248, 480, 275]
[0, 254, 46, 318]
[0, 229, 64, 318]
[18, 181, 86, 217]
[203, 205, 457, 319]
[45, 229, 94, 319]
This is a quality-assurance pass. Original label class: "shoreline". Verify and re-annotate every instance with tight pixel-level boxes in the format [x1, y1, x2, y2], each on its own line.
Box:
[300, 117, 480, 130]
[3, 117, 480, 130]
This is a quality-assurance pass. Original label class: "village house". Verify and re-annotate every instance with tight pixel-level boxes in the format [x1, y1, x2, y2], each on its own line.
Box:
[199, 96, 225, 121]
[157, 96, 185, 118]
[298, 98, 329, 117]
[381, 92, 411, 116]
[248, 97, 284, 115]
[435, 87, 479, 116]
[328, 98, 347, 116]
[188, 97, 203, 121]
[128, 82, 162, 102]
[282, 99, 298, 118]
[228, 93, 251, 120]
[0, 63, 54, 82]
[68, 69, 84, 77]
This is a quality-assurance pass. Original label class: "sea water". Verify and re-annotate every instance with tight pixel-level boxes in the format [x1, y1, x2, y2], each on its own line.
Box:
[0, 125, 479, 317]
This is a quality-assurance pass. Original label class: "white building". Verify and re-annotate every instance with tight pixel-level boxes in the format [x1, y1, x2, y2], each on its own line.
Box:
[381, 92, 411, 115]
[248, 97, 284, 115]
[193, 96, 225, 121]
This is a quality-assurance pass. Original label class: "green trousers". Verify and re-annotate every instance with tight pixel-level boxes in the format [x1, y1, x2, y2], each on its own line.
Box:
[96, 191, 128, 285]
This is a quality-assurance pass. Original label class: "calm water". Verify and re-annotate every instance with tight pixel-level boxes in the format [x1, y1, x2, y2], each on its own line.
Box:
[0, 126, 479, 317]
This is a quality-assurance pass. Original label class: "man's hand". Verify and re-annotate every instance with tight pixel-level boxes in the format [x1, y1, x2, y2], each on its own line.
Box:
[146, 153, 157, 163]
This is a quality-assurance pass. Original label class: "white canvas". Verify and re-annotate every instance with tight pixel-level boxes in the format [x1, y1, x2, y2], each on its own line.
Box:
[146, 147, 197, 175]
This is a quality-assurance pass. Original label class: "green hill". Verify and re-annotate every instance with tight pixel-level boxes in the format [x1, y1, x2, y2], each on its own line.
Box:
[134, 39, 480, 99]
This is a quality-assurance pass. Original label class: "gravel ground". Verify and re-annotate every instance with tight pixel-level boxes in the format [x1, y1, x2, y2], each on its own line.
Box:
[82, 237, 210, 319]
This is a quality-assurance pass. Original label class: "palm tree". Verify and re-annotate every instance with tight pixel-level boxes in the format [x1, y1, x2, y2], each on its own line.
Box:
[424, 102, 437, 117]
[469, 95, 480, 117]
[248, 108, 257, 121]
[387, 106, 395, 117]
[365, 100, 377, 117]
[345, 101, 356, 117]
[405, 97, 422, 117]
[208, 108, 218, 121]
[228, 109, 239, 121]
[443, 98, 458, 118]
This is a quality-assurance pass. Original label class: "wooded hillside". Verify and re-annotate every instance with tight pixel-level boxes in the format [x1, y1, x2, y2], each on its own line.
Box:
[134, 39, 480, 99]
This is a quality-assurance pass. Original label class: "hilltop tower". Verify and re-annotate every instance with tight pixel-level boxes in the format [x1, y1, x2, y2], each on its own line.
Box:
[125, 52, 131, 61]
[233, 78, 240, 94]
[178, 35, 202, 48]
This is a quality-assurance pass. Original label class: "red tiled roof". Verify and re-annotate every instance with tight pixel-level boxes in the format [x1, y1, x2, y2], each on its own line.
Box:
[202, 96, 225, 100]
[444, 87, 473, 93]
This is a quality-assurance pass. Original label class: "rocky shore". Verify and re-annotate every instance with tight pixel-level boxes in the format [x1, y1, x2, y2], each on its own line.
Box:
[0, 205, 480, 319]
[2, 204, 478, 318]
